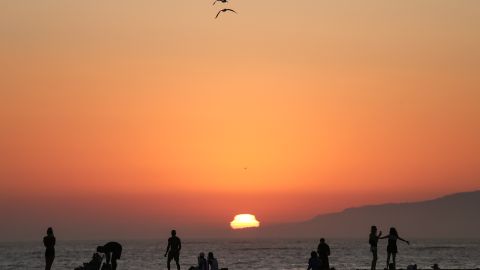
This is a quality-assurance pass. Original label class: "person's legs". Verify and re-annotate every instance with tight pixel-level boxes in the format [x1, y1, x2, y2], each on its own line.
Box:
[45, 256, 54, 270]
[371, 249, 377, 270]
[112, 257, 118, 270]
[392, 253, 396, 269]
[386, 252, 391, 268]
[167, 253, 173, 270]
[174, 253, 180, 270]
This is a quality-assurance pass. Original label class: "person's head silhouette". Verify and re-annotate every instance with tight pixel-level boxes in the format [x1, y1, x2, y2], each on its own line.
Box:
[96, 246, 105, 253]
[208, 252, 214, 260]
[371, 226, 377, 233]
[171, 230, 176, 236]
[311, 251, 318, 258]
[47, 227, 54, 236]
[390, 227, 398, 236]
[320, 238, 325, 243]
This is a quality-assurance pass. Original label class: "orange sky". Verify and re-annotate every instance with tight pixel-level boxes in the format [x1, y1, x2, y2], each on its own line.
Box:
[0, 1, 479, 240]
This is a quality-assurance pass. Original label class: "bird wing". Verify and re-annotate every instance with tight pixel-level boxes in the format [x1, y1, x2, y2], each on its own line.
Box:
[212, 0, 217, 5]
[215, 10, 222, 18]
[226, 9, 237, 13]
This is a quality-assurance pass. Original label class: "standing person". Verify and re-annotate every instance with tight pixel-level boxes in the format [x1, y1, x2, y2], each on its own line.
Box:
[369, 226, 382, 270]
[197, 252, 208, 270]
[380, 227, 409, 270]
[207, 252, 219, 270]
[164, 230, 182, 270]
[97, 241, 122, 270]
[43, 227, 56, 270]
[317, 238, 331, 270]
[307, 251, 322, 270]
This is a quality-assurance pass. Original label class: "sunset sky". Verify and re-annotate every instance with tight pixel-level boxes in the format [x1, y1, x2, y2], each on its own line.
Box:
[1, 1, 479, 240]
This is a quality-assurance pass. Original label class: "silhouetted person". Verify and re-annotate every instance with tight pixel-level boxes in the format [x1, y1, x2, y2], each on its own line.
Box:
[165, 230, 182, 270]
[43, 227, 56, 270]
[97, 242, 122, 270]
[307, 251, 321, 270]
[207, 252, 219, 270]
[317, 238, 330, 270]
[197, 252, 208, 270]
[380, 227, 409, 270]
[369, 225, 382, 270]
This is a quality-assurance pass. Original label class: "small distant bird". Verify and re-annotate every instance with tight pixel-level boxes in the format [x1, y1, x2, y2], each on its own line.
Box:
[212, 0, 228, 5]
[215, 8, 237, 19]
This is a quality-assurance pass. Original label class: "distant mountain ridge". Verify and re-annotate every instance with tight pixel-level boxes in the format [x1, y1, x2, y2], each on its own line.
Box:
[257, 190, 480, 238]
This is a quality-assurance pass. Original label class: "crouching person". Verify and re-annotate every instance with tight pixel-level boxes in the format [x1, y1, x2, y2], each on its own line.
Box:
[97, 242, 122, 270]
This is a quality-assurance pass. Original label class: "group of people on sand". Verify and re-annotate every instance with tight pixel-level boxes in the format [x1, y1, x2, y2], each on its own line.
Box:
[165, 230, 223, 270]
[308, 227, 409, 270]
[43, 227, 123, 270]
[187, 252, 220, 270]
[43, 225, 409, 270]
[43, 228, 224, 270]
[307, 238, 331, 270]
[369, 226, 409, 270]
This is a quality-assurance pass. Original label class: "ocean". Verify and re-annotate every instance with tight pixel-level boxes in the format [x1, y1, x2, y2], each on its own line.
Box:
[1, 239, 479, 270]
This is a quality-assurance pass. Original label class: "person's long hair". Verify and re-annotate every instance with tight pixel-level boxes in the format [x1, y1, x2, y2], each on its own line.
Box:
[47, 227, 54, 237]
[389, 227, 398, 237]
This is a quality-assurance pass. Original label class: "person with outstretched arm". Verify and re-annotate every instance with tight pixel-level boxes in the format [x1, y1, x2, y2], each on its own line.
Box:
[380, 227, 409, 270]
[165, 230, 182, 270]
[97, 241, 122, 270]
[369, 225, 382, 270]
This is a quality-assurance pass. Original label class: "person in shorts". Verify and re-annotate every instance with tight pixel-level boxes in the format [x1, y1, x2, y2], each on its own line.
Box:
[165, 230, 182, 270]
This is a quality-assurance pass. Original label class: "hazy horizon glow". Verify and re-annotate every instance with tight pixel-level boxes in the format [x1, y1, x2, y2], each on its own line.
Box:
[0, 0, 479, 240]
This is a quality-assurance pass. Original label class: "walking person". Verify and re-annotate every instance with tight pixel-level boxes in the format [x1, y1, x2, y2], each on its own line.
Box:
[43, 227, 56, 270]
[369, 226, 382, 270]
[317, 238, 331, 270]
[97, 241, 122, 270]
[165, 230, 182, 270]
[380, 227, 409, 270]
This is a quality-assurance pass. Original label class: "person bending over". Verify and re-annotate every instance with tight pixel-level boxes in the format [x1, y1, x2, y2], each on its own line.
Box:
[97, 241, 122, 270]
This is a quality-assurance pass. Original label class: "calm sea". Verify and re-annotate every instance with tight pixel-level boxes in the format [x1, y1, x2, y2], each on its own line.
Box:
[1, 239, 479, 270]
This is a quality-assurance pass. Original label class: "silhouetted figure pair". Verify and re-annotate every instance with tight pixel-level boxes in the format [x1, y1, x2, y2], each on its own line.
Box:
[380, 227, 409, 270]
[369, 225, 382, 270]
[317, 238, 330, 270]
[165, 230, 182, 270]
[43, 227, 56, 270]
[97, 242, 122, 270]
[188, 252, 221, 270]
[307, 251, 322, 270]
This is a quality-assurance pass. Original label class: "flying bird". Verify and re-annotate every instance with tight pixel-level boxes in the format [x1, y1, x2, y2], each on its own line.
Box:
[215, 8, 237, 19]
[212, 0, 228, 5]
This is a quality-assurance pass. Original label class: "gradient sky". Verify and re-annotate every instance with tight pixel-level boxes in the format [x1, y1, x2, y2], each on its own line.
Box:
[1, 1, 479, 240]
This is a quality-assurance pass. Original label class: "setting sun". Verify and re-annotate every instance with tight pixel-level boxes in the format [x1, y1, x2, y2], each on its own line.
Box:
[230, 214, 260, 229]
